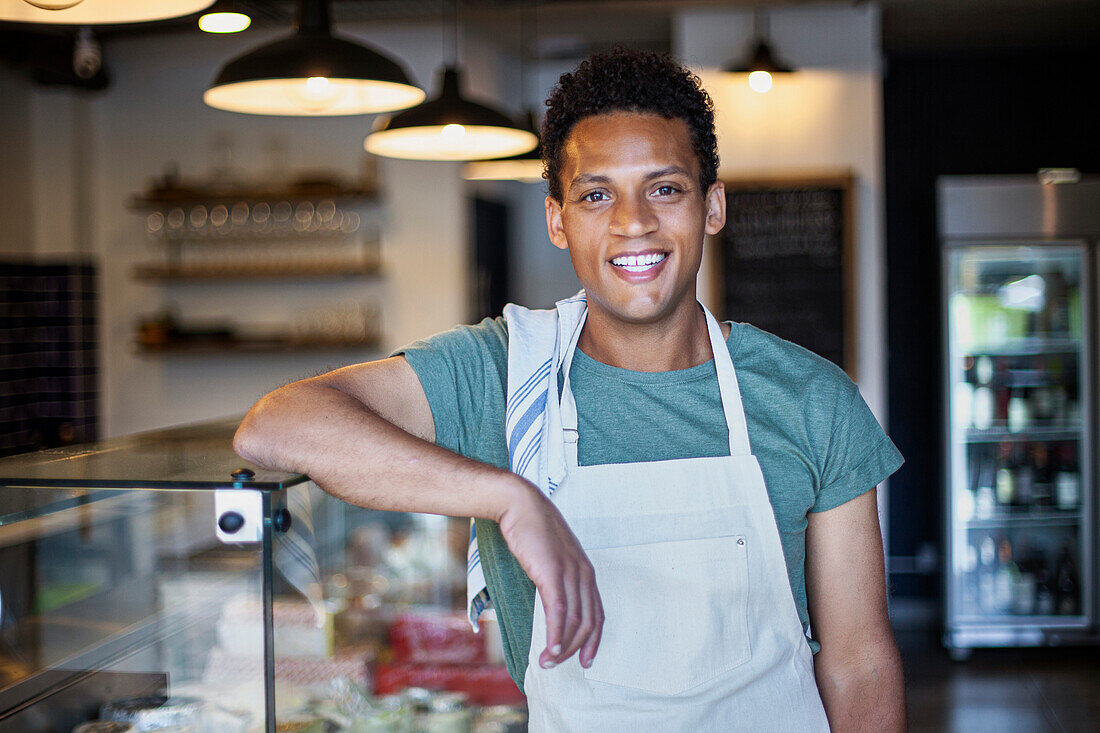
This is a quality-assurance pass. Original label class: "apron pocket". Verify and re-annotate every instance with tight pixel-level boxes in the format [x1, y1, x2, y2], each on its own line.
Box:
[582, 533, 751, 695]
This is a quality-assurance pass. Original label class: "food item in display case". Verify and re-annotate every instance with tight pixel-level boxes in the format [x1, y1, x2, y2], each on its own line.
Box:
[387, 610, 487, 665]
[216, 595, 335, 659]
[72, 723, 135, 733]
[99, 696, 204, 731]
[1054, 446, 1080, 510]
[373, 664, 525, 708]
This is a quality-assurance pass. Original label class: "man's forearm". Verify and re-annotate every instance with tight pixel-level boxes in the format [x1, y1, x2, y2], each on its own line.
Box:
[233, 380, 516, 523]
[814, 641, 907, 732]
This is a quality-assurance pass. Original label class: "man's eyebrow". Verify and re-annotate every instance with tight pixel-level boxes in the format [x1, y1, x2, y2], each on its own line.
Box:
[568, 166, 692, 190]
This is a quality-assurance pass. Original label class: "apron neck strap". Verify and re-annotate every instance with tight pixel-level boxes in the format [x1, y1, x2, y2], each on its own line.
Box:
[559, 303, 753, 464]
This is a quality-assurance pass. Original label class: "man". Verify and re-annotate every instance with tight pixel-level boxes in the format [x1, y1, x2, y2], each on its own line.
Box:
[235, 49, 906, 731]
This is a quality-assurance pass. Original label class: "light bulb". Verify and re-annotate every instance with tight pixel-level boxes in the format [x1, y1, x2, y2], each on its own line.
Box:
[748, 70, 773, 93]
[441, 123, 466, 141]
[288, 76, 340, 112]
[199, 11, 250, 33]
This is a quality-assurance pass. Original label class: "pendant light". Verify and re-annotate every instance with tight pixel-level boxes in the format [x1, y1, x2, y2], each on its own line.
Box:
[724, 9, 794, 94]
[365, 0, 537, 161]
[0, 0, 215, 24]
[198, 1, 250, 34]
[204, 0, 424, 116]
[463, 0, 543, 181]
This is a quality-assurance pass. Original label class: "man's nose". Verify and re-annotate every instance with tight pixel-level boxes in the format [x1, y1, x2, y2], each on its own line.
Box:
[608, 194, 658, 238]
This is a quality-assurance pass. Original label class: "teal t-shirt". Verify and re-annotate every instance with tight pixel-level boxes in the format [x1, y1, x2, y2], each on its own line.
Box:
[399, 316, 903, 690]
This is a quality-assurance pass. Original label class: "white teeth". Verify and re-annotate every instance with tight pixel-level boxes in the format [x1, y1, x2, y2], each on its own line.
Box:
[611, 252, 666, 271]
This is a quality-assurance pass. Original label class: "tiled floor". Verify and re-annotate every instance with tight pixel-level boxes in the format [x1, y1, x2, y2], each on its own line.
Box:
[898, 630, 1100, 732]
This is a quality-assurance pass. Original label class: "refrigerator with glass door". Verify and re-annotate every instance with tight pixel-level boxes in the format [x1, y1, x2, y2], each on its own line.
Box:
[939, 175, 1099, 655]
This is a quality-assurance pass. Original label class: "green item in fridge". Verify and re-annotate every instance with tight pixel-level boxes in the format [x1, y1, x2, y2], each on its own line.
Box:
[952, 294, 1029, 350]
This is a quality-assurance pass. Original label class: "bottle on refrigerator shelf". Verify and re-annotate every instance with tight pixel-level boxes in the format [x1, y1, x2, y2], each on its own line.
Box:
[1012, 539, 1038, 615]
[1054, 543, 1080, 616]
[1007, 388, 1030, 432]
[995, 442, 1015, 507]
[1012, 442, 1033, 507]
[972, 386, 995, 431]
[975, 449, 997, 519]
[1031, 443, 1053, 508]
[993, 537, 1019, 614]
[978, 534, 997, 613]
[1054, 445, 1080, 510]
[1035, 549, 1056, 616]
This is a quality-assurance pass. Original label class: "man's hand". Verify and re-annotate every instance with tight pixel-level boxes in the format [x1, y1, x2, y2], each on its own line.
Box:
[497, 478, 604, 670]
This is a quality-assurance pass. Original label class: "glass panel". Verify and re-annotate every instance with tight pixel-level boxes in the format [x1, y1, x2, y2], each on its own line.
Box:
[262, 483, 529, 730]
[0, 486, 264, 732]
[0, 417, 306, 492]
[947, 245, 1088, 626]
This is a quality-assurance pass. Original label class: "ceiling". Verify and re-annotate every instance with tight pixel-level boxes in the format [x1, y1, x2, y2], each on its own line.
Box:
[2, 0, 1097, 89]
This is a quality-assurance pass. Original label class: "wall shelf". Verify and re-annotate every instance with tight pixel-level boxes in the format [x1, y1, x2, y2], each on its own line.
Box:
[131, 262, 383, 281]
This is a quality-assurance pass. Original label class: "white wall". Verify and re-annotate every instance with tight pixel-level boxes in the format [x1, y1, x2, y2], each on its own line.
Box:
[10, 22, 516, 437]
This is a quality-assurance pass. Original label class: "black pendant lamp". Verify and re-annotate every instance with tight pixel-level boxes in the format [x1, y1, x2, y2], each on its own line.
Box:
[463, 0, 543, 179]
[724, 9, 794, 93]
[365, 0, 536, 161]
[0, 0, 214, 24]
[204, 0, 424, 116]
[463, 110, 544, 181]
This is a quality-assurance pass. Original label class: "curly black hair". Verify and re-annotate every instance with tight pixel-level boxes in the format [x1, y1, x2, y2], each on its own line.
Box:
[541, 48, 719, 202]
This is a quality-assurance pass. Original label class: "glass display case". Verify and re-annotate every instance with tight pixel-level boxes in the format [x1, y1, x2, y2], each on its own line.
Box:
[939, 175, 1099, 656]
[0, 419, 525, 732]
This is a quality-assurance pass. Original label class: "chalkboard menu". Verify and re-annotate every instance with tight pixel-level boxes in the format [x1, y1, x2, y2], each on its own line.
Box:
[714, 175, 855, 377]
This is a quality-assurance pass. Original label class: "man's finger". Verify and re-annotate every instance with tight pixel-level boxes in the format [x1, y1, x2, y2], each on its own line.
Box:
[555, 567, 583, 662]
[579, 584, 604, 668]
[539, 584, 566, 668]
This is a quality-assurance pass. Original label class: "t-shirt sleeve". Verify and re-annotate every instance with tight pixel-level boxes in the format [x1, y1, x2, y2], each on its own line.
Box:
[392, 317, 508, 458]
[812, 383, 905, 513]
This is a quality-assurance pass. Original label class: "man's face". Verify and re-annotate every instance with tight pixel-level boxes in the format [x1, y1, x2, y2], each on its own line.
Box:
[545, 112, 725, 327]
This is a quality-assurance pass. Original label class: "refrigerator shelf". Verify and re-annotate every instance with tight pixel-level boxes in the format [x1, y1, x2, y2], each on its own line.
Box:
[962, 513, 1082, 529]
[961, 426, 1081, 443]
[959, 337, 1080, 357]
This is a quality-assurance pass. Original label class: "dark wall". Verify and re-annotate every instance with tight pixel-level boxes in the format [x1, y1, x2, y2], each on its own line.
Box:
[884, 49, 1100, 598]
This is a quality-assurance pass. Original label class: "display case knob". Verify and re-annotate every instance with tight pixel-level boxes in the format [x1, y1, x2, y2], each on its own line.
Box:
[231, 467, 255, 480]
[273, 507, 292, 533]
[218, 510, 245, 534]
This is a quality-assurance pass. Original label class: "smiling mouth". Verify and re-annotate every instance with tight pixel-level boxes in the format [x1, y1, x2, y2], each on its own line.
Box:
[610, 252, 668, 272]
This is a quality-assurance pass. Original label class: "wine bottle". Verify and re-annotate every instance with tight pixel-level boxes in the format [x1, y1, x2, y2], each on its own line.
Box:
[995, 442, 1015, 507]
[1054, 445, 1080, 510]
[975, 448, 996, 519]
[978, 534, 997, 613]
[1035, 549, 1055, 615]
[1054, 542, 1080, 615]
[993, 537, 1018, 614]
[1012, 539, 1037, 615]
[1032, 443, 1053, 508]
[1007, 388, 1030, 432]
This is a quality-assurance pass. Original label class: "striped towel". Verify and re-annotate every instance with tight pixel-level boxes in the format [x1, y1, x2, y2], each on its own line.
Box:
[466, 291, 589, 629]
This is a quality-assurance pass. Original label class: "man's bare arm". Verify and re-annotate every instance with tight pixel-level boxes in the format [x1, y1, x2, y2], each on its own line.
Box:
[233, 356, 603, 669]
[806, 488, 907, 732]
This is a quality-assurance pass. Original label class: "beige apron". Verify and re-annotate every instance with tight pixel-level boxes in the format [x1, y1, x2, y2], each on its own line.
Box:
[522, 305, 830, 732]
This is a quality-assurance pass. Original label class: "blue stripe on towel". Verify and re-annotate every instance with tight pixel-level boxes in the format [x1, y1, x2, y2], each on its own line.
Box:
[507, 389, 547, 465]
[507, 358, 551, 422]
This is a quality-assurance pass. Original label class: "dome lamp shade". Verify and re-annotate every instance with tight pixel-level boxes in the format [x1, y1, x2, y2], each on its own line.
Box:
[463, 111, 544, 182]
[203, 0, 424, 116]
[0, 0, 215, 24]
[366, 66, 538, 161]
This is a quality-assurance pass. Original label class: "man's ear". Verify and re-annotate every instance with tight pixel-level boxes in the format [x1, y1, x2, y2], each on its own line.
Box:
[545, 196, 569, 251]
[704, 180, 726, 236]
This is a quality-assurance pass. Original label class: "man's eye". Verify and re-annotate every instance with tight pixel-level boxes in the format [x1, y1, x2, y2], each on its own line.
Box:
[655, 185, 680, 196]
[581, 191, 607, 202]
